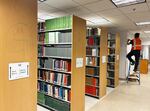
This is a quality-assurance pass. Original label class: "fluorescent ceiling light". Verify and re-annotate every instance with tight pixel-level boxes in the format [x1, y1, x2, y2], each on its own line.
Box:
[136, 21, 150, 26]
[111, 0, 146, 7]
[38, 0, 46, 2]
[144, 31, 150, 33]
[87, 17, 111, 24]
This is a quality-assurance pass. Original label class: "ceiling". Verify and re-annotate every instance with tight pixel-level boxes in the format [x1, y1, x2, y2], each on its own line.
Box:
[38, 0, 150, 42]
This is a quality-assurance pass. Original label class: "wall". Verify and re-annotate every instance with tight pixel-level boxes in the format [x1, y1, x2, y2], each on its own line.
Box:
[142, 45, 150, 60]
[0, 0, 37, 111]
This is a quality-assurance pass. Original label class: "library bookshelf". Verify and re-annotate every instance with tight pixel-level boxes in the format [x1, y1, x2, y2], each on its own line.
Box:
[37, 15, 86, 111]
[85, 27, 108, 98]
[107, 33, 120, 88]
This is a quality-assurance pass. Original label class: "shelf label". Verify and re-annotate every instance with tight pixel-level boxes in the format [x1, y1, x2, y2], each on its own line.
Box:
[117, 55, 119, 60]
[9, 62, 29, 80]
[76, 58, 83, 68]
[102, 56, 106, 63]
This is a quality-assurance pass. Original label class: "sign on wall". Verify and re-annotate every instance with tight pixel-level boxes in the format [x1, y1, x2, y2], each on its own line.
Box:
[9, 62, 29, 80]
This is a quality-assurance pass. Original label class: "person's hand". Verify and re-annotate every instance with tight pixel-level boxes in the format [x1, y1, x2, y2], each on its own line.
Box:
[127, 39, 131, 45]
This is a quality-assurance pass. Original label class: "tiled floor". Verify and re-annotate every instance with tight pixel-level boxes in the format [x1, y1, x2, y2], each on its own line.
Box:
[37, 68, 150, 111]
[88, 73, 150, 111]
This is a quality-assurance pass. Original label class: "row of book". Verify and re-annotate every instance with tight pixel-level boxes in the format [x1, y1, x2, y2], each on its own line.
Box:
[38, 22, 45, 31]
[38, 82, 71, 102]
[107, 71, 115, 78]
[38, 59, 71, 72]
[86, 67, 99, 75]
[86, 48, 99, 56]
[108, 41, 115, 48]
[86, 77, 99, 86]
[108, 48, 115, 55]
[46, 16, 72, 30]
[38, 33, 45, 43]
[85, 85, 99, 96]
[86, 37, 100, 46]
[87, 28, 101, 36]
[108, 33, 115, 40]
[107, 79, 114, 87]
[38, 70, 71, 86]
[86, 57, 99, 66]
[108, 56, 115, 62]
[53, 59, 71, 72]
[107, 64, 115, 70]
[45, 32, 72, 44]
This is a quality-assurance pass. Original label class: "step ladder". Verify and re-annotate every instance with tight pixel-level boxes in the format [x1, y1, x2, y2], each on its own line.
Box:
[127, 63, 140, 85]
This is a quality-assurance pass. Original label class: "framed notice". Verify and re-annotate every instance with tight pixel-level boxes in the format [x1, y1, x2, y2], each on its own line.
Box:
[9, 62, 29, 80]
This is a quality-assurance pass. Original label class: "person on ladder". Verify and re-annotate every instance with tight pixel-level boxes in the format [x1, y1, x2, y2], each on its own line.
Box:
[127, 33, 142, 72]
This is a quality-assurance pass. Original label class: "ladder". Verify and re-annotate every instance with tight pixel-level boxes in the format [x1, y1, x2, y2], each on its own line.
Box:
[127, 63, 140, 85]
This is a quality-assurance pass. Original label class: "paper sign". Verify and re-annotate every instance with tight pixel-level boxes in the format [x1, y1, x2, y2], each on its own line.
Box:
[117, 55, 119, 60]
[9, 62, 29, 80]
[102, 56, 106, 63]
[76, 58, 83, 68]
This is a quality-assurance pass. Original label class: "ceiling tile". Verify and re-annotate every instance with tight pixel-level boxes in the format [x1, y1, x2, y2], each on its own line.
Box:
[44, 0, 79, 10]
[97, 9, 123, 18]
[126, 11, 150, 22]
[84, 0, 116, 12]
[119, 3, 149, 14]
[49, 11, 69, 18]
[72, 0, 100, 5]
[38, 3, 58, 13]
[65, 6, 91, 16]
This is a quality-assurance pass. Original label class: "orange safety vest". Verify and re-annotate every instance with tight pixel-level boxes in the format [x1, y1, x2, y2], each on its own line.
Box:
[132, 38, 142, 50]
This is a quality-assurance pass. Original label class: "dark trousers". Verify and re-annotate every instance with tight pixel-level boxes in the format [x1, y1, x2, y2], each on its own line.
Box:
[126, 50, 140, 71]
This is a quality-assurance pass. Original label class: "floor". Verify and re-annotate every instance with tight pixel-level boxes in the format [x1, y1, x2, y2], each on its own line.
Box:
[37, 67, 150, 111]
[88, 74, 150, 111]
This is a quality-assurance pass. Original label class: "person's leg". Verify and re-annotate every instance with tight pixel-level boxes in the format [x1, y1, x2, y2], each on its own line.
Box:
[133, 50, 140, 71]
[126, 50, 135, 65]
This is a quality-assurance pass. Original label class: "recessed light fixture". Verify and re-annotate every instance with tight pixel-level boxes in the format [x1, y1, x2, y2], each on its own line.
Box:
[144, 31, 150, 33]
[111, 0, 146, 7]
[38, 0, 46, 2]
[136, 21, 150, 26]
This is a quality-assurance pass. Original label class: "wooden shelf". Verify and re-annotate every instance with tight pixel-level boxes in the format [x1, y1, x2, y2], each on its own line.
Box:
[107, 77, 114, 80]
[86, 55, 100, 57]
[107, 85, 115, 88]
[86, 65, 100, 68]
[85, 93, 99, 99]
[86, 46, 100, 48]
[38, 91, 71, 104]
[86, 74, 99, 78]
[86, 35, 100, 38]
[38, 56, 71, 60]
[107, 33, 120, 88]
[86, 84, 99, 88]
[38, 102, 57, 111]
[38, 28, 72, 33]
[38, 79, 71, 89]
[37, 15, 86, 111]
[38, 68, 71, 74]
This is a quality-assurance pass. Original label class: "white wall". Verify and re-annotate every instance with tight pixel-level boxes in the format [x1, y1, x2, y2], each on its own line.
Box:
[142, 45, 150, 60]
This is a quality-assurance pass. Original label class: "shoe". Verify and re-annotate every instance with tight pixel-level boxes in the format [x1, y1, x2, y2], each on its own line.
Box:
[130, 61, 135, 65]
[133, 69, 137, 72]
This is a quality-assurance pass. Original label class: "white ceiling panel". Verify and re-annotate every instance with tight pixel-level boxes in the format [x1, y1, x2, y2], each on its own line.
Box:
[49, 11, 69, 18]
[65, 6, 91, 16]
[44, 0, 79, 10]
[126, 11, 150, 22]
[38, 3, 59, 13]
[97, 9, 123, 18]
[84, 0, 116, 12]
[72, 0, 100, 5]
[119, 3, 149, 14]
